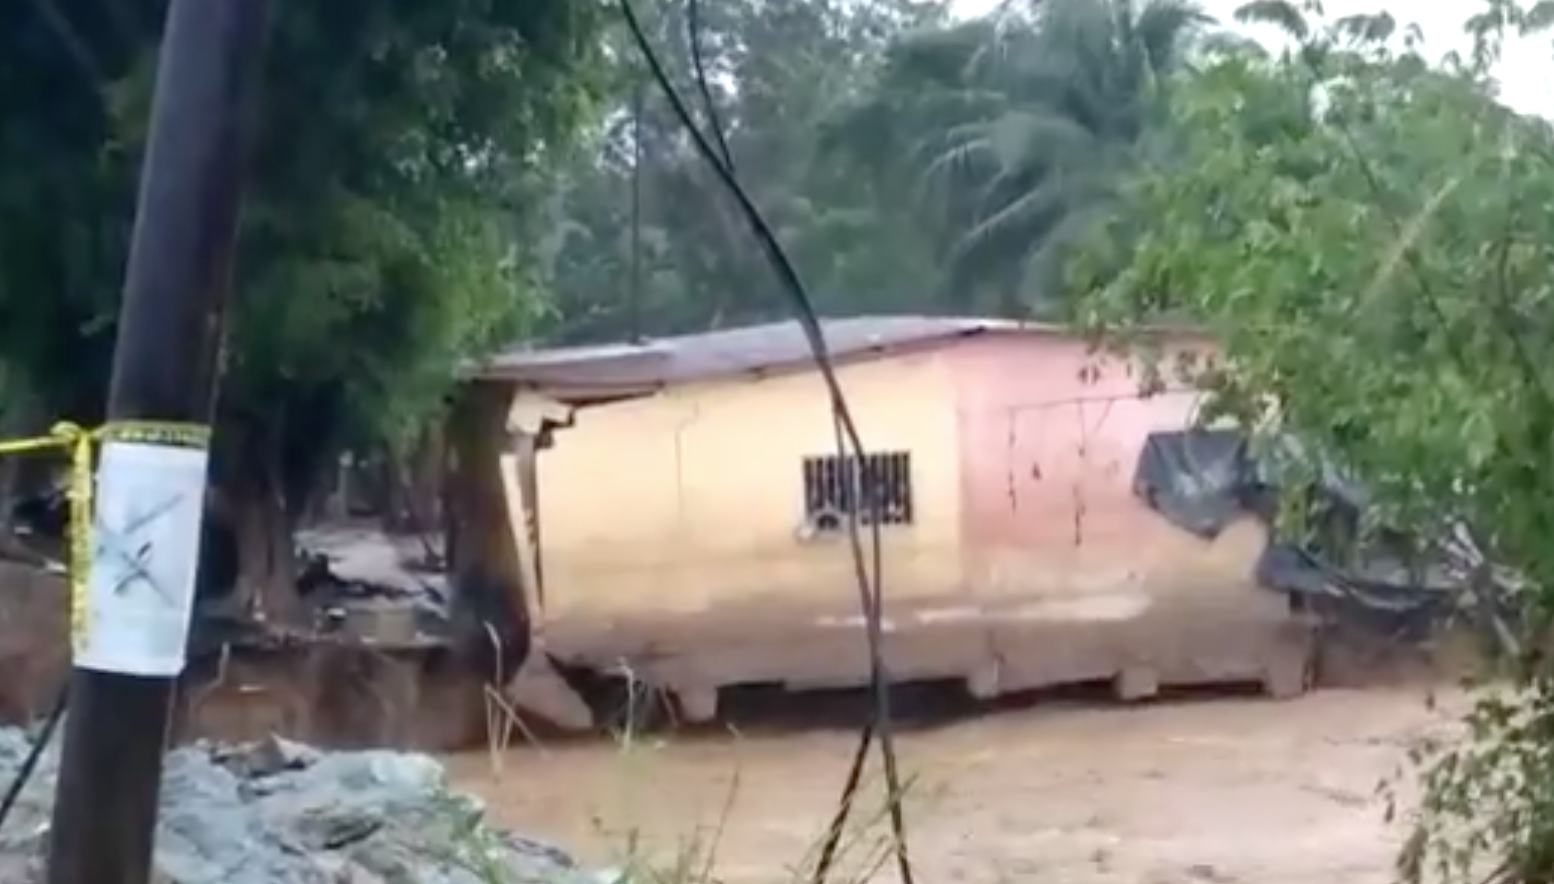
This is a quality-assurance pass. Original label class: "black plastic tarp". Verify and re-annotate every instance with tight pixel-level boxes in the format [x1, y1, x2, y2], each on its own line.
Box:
[1132, 430, 1261, 538]
[1133, 428, 1455, 638]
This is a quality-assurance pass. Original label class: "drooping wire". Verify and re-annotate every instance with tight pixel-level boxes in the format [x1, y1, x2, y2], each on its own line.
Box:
[669, 9, 907, 878]
[616, 3, 915, 884]
[0, 683, 69, 835]
[629, 79, 646, 342]
[685, 0, 735, 172]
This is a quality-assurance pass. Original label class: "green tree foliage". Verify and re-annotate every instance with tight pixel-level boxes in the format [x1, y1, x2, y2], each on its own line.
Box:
[0, 0, 605, 615]
[541, 0, 1218, 338]
[539, 0, 946, 343]
[1070, 1, 1554, 880]
[825, 0, 1213, 315]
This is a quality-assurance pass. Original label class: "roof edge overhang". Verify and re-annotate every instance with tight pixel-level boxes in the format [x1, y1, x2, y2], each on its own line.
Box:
[459, 318, 1213, 393]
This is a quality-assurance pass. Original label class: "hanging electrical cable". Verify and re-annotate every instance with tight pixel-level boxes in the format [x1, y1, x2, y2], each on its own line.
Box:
[0, 684, 69, 834]
[629, 77, 646, 342]
[618, 3, 915, 883]
[685, 0, 735, 172]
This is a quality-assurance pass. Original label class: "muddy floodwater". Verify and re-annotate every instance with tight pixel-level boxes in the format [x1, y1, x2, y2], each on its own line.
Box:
[447, 687, 1460, 884]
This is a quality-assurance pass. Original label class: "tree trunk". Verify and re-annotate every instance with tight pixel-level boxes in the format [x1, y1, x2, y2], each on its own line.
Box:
[411, 431, 443, 533]
[224, 466, 302, 627]
[445, 385, 530, 681]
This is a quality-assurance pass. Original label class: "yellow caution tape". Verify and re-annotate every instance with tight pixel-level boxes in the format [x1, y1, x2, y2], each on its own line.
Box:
[0, 420, 211, 651]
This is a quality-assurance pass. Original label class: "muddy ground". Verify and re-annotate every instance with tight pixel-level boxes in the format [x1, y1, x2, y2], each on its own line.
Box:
[448, 686, 1463, 884]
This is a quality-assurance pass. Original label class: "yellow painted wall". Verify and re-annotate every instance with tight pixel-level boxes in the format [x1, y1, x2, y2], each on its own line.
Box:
[533, 350, 962, 621]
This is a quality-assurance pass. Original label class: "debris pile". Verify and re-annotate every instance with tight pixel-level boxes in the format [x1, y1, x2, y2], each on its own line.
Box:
[0, 729, 593, 884]
[187, 527, 458, 659]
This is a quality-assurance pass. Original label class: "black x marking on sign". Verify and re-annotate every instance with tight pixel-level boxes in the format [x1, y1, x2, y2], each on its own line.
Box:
[96, 492, 186, 605]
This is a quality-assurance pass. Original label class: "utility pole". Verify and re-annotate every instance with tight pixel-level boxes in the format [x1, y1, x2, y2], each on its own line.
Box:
[45, 0, 270, 882]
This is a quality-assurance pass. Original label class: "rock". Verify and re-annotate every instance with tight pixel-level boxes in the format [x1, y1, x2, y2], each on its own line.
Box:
[154, 749, 330, 884]
[0, 728, 587, 884]
[210, 735, 323, 780]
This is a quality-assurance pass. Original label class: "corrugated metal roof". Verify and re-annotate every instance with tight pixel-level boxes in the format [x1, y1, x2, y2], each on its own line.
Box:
[467, 315, 1053, 391]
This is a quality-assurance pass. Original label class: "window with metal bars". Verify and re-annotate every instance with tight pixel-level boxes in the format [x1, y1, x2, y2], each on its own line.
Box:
[800, 451, 914, 530]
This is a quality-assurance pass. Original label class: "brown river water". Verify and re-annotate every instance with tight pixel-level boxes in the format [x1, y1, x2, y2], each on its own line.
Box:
[446, 686, 1459, 884]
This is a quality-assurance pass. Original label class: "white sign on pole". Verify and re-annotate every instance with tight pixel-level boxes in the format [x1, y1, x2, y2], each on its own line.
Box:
[78, 440, 211, 677]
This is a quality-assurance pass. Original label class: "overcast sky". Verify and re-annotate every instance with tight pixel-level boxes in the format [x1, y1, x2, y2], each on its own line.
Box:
[949, 0, 1554, 117]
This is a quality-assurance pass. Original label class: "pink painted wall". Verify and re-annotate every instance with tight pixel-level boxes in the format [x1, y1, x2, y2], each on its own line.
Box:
[941, 331, 1214, 590]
